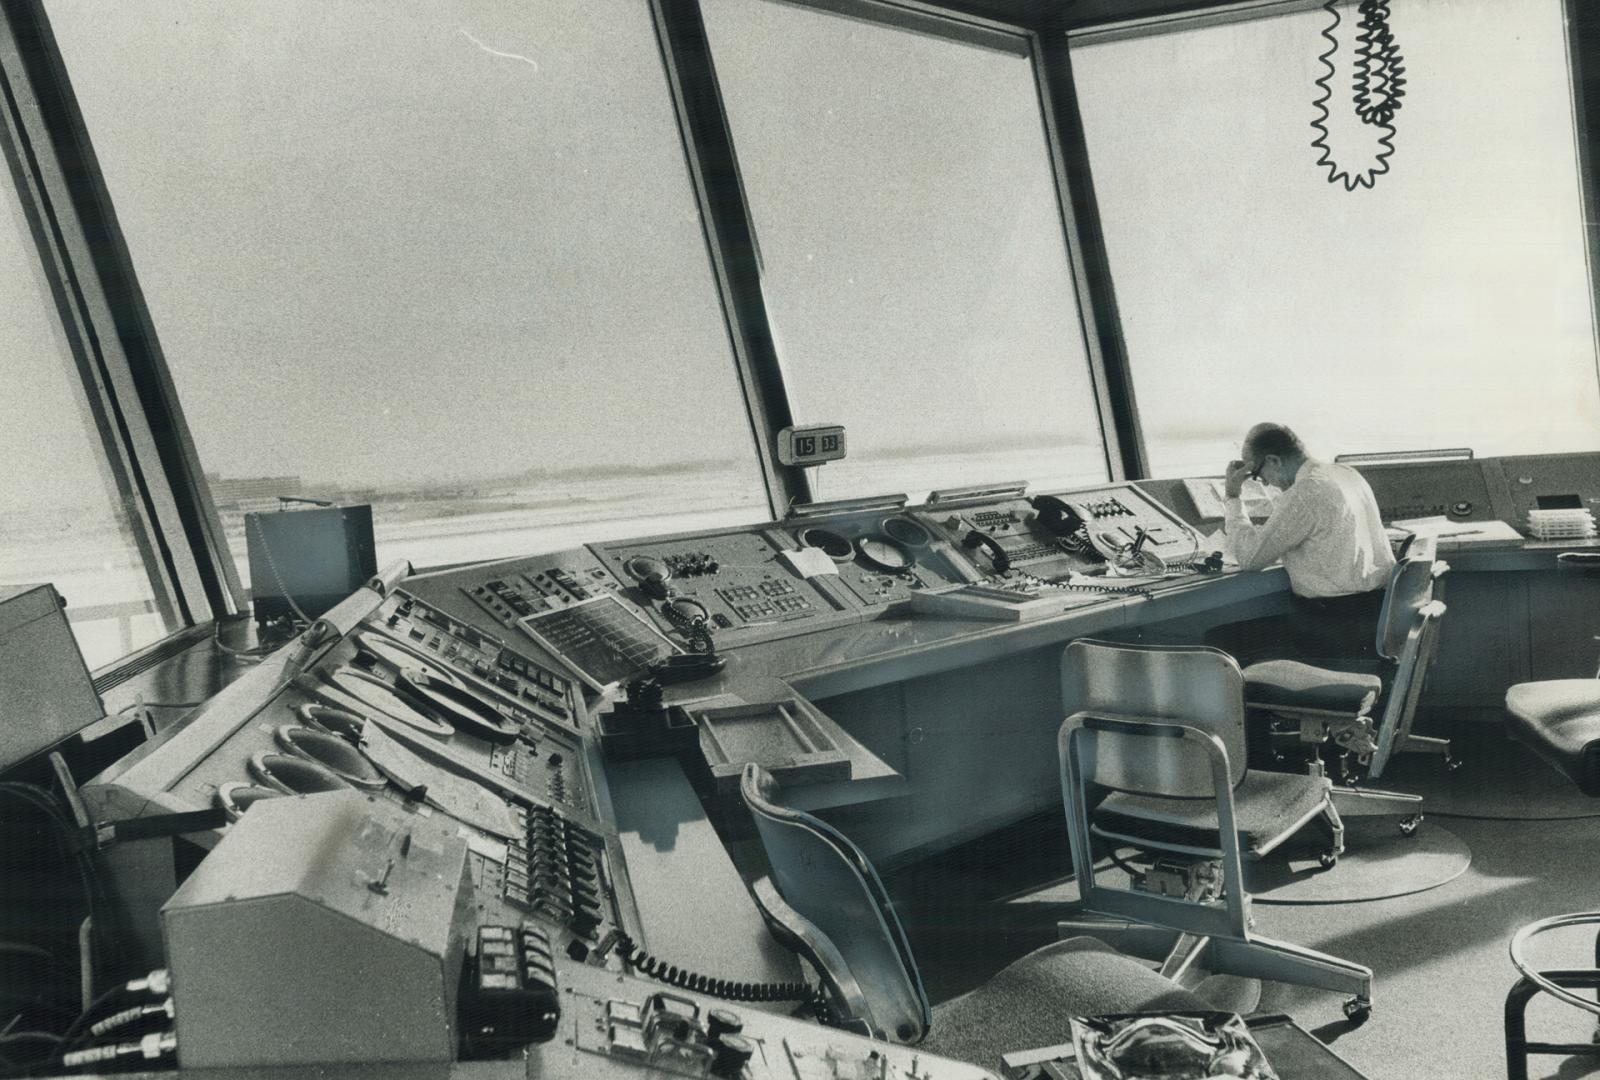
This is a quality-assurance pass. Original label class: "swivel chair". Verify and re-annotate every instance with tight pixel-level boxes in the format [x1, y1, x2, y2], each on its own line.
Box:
[739, 763, 1217, 1071]
[1054, 639, 1373, 1021]
[1504, 551, 1600, 796]
[1241, 542, 1450, 820]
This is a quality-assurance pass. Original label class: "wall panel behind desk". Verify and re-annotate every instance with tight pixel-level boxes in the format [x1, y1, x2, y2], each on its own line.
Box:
[1525, 571, 1600, 681]
[1422, 574, 1527, 720]
[813, 646, 1067, 869]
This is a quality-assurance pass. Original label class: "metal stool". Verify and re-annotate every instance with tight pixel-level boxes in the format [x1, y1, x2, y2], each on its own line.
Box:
[1505, 912, 1600, 1080]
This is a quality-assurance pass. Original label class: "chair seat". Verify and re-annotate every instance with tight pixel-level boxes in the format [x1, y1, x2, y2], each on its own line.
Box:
[1095, 769, 1332, 857]
[1243, 659, 1381, 714]
[1505, 679, 1600, 796]
[923, 937, 1209, 1070]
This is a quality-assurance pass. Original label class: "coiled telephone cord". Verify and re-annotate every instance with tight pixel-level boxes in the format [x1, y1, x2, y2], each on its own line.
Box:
[1309, 0, 1405, 191]
[614, 933, 830, 1014]
[660, 599, 716, 655]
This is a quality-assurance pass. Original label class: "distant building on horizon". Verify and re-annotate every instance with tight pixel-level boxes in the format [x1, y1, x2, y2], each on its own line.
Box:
[207, 474, 304, 516]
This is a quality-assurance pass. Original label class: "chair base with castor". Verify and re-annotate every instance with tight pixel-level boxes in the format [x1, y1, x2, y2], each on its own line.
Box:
[1242, 546, 1450, 825]
[1057, 639, 1373, 1022]
[1054, 852, 1373, 1024]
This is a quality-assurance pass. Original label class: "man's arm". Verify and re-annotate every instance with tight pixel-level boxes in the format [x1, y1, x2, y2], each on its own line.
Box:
[1224, 487, 1319, 571]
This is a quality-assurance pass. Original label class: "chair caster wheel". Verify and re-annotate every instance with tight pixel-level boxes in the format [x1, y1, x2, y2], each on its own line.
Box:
[1399, 814, 1423, 837]
[1343, 997, 1372, 1024]
[1445, 755, 1462, 773]
[1319, 851, 1338, 869]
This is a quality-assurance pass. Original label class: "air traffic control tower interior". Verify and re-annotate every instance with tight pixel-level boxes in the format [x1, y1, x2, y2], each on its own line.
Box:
[4, 0, 1600, 1077]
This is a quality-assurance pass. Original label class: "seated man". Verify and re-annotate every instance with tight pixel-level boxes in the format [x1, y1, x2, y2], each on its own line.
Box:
[1212, 422, 1395, 663]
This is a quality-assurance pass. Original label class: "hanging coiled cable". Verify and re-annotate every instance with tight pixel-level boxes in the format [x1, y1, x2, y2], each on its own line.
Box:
[613, 933, 828, 1013]
[659, 599, 716, 655]
[1353, 0, 1406, 124]
[1310, 0, 1405, 190]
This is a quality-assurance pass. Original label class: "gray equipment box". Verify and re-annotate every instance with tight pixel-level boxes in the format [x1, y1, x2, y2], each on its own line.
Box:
[161, 791, 470, 1069]
[0, 584, 101, 771]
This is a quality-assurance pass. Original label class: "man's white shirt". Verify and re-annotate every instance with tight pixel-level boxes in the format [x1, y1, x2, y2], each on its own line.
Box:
[1223, 459, 1395, 598]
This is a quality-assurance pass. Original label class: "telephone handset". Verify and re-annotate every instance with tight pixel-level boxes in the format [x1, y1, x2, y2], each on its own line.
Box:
[1029, 495, 1110, 565]
[1029, 495, 1087, 538]
[961, 529, 1011, 574]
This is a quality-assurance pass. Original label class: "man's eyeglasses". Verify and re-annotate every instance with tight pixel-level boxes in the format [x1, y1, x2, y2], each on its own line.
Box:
[1247, 461, 1265, 482]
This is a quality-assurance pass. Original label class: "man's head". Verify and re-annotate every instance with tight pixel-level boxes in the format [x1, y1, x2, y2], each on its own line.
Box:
[1242, 423, 1308, 489]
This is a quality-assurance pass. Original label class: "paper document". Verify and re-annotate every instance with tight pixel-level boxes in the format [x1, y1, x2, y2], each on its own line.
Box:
[778, 546, 839, 578]
[1389, 516, 1525, 543]
[1183, 477, 1273, 520]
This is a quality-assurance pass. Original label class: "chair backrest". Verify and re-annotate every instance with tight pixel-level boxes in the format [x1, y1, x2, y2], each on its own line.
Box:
[1060, 639, 1248, 797]
[1057, 713, 1253, 942]
[1375, 539, 1447, 661]
[1367, 599, 1447, 777]
[739, 764, 930, 1044]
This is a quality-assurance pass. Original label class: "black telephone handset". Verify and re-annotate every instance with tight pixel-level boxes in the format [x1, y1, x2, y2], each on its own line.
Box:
[1029, 495, 1087, 538]
[961, 529, 1011, 575]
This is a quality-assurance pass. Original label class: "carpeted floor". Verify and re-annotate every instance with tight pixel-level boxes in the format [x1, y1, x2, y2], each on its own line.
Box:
[883, 728, 1600, 1080]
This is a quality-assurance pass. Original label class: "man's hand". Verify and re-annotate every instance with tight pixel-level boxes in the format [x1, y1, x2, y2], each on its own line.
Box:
[1224, 459, 1253, 499]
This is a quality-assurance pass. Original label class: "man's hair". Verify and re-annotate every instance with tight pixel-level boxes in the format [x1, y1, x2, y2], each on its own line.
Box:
[1244, 423, 1306, 461]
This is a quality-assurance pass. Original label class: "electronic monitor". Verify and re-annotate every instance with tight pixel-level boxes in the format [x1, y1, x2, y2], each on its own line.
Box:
[245, 504, 377, 628]
[0, 584, 103, 772]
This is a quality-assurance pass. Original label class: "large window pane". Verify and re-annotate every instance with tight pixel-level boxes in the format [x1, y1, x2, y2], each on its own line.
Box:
[0, 172, 170, 668]
[1072, 0, 1600, 477]
[45, 0, 768, 579]
[701, 0, 1108, 501]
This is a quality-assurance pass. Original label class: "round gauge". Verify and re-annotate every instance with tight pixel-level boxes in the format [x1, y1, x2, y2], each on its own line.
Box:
[881, 516, 931, 548]
[322, 668, 455, 738]
[296, 703, 367, 742]
[623, 555, 672, 600]
[249, 752, 352, 795]
[624, 555, 670, 582]
[855, 535, 915, 573]
[215, 782, 283, 821]
[354, 632, 457, 684]
[395, 669, 520, 744]
[275, 725, 386, 788]
[1449, 501, 1474, 518]
[797, 527, 854, 562]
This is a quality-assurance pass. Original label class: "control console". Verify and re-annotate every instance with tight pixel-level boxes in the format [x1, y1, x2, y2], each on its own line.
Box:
[918, 483, 1205, 589]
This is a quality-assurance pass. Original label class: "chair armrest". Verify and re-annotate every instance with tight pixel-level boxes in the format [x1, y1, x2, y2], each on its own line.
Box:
[750, 876, 876, 1038]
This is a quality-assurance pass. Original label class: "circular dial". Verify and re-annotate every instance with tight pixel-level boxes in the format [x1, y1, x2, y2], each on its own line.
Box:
[798, 527, 854, 562]
[881, 515, 931, 548]
[624, 555, 672, 600]
[855, 535, 915, 573]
